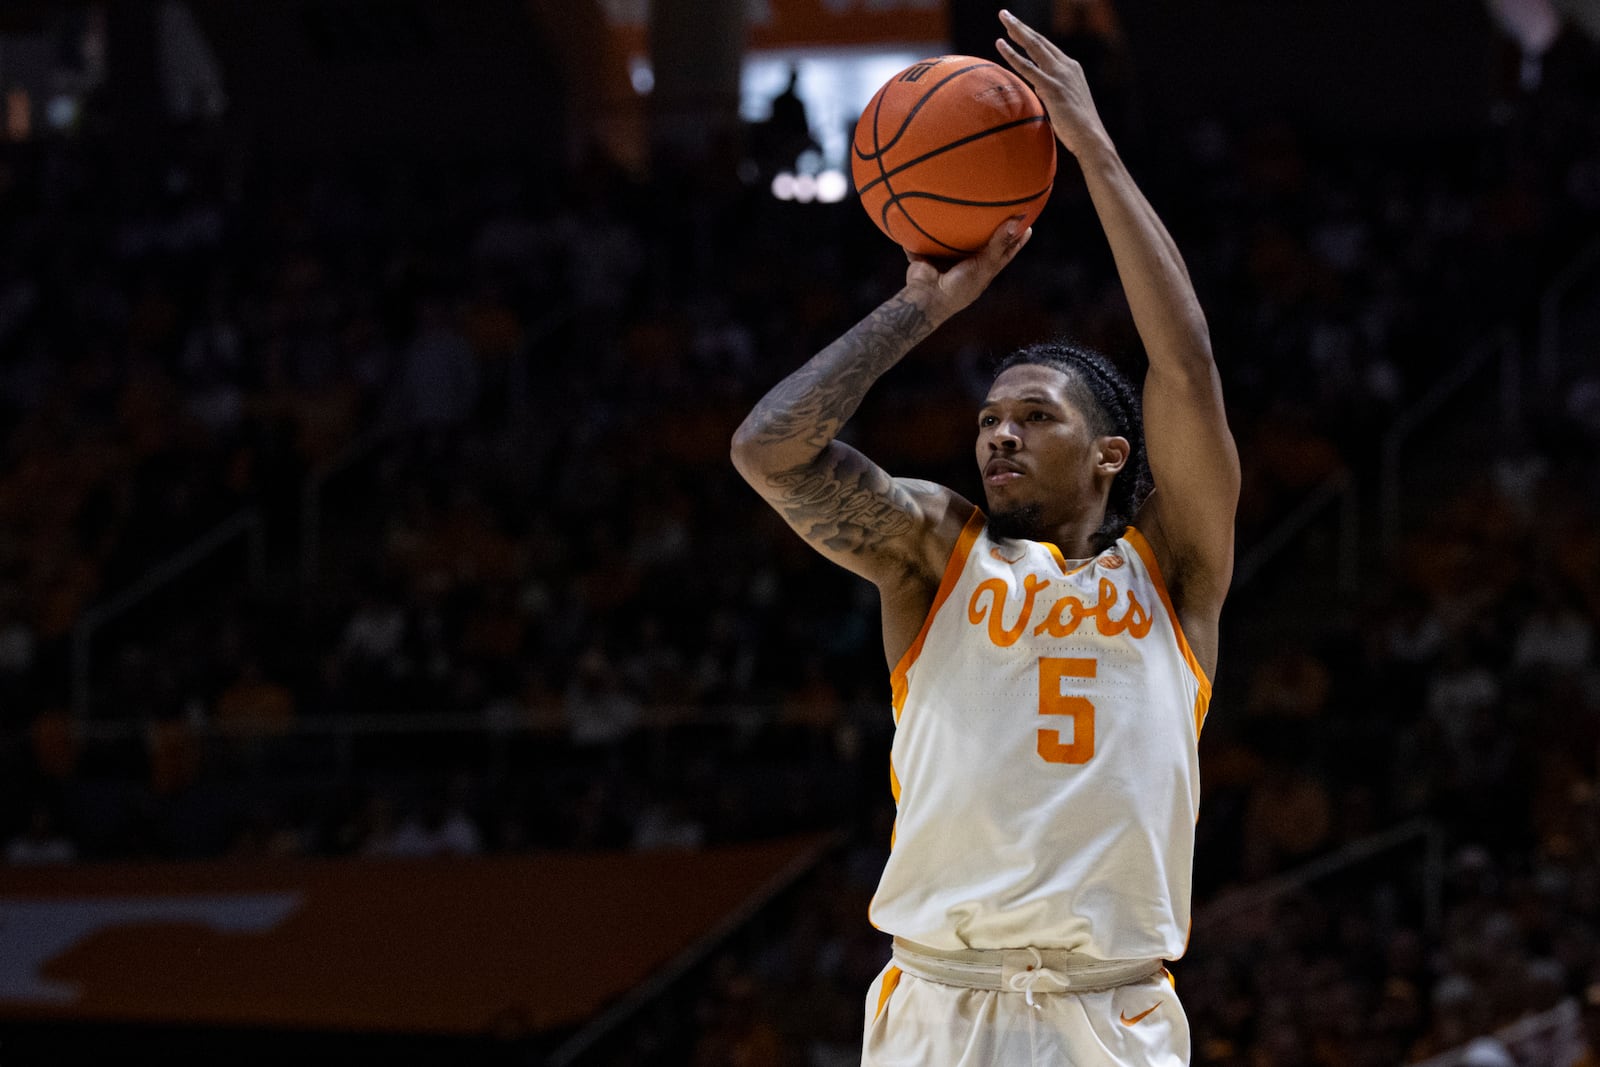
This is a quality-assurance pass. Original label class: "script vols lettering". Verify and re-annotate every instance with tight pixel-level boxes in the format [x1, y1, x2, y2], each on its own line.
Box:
[968, 573, 1153, 646]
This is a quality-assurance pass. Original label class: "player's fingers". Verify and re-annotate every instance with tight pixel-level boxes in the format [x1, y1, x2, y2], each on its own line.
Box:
[998, 227, 1033, 268]
[999, 10, 1064, 65]
[995, 36, 1037, 82]
[982, 217, 1030, 266]
[1008, 226, 1034, 260]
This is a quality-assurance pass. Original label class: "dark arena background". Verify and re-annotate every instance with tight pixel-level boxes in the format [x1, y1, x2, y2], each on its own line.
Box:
[1, 1, 1599, 1064]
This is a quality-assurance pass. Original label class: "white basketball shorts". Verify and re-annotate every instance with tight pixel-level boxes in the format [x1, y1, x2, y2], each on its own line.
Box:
[862, 961, 1190, 1066]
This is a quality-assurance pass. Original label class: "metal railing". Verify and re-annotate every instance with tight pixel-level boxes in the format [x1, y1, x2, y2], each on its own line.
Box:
[49, 703, 804, 781]
[1378, 326, 1522, 553]
[1196, 817, 1446, 935]
[1409, 997, 1583, 1067]
[1538, 236, 1600, 389]
[545, 831, 843, 1066]
[69, 508, 266, 720]
[298, 417, 403, 585]
[1231, 468, 1360, 595]
[297, 310, 564, 587]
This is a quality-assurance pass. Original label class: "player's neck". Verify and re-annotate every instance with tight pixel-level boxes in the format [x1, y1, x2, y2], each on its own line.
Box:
[1020, 514, 1104, 561]
[989, 498, 1108, 559]
[1044, 529, 1102, 561]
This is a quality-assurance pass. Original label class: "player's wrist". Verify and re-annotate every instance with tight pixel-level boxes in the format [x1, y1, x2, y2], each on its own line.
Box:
[1070, 131, 1121, 171]
[897, 279, 941, 313]
[897, 283, 958, 332]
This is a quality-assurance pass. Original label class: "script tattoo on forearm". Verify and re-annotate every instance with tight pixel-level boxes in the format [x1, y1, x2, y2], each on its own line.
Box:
[743, 294, 933, 449]
[767, 458, 916, 555]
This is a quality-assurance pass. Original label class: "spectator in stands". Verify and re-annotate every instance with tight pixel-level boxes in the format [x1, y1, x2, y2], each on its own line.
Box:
[214, 656, 296, 734]
[1, 25, 1596, 1065]
[1511, 582, 1595, 675]
[4, 802, 78, 865]
[364, 783, 484, 859]
[1575, 979, 1600, 1067]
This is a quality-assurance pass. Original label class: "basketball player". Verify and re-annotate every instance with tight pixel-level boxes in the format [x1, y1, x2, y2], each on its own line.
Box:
[731, 11, 1238, 1066]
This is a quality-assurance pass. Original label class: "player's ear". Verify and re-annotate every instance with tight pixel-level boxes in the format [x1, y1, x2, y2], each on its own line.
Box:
[1096, 436, 1129, 475]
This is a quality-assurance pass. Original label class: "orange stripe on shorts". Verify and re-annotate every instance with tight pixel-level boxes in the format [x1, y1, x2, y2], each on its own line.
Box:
[874, 966, 903, 1022]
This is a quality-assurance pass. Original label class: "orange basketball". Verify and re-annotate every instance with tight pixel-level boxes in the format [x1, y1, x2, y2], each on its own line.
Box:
[851, 56, 1057, 258]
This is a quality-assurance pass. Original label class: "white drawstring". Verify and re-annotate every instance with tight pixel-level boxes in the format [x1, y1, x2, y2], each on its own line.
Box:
[1004, 946, 1067, 1008]
[889, 938, 1162, 1001]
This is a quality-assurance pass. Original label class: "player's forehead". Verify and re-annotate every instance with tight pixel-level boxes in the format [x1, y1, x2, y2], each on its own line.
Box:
[981, 363, 1074, 408]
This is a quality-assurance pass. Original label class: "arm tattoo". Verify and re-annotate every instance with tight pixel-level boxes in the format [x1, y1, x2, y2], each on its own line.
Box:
[743, 294, 933, 449]
[767, 458, 916, 555]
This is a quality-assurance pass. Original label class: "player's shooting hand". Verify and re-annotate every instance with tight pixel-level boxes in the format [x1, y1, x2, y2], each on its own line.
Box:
[995, 9, 1110, 159]
[903, 219, 1031, 323]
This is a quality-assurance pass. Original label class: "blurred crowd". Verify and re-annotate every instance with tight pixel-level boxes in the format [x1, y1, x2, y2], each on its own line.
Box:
[1, 19, 1599, 1067]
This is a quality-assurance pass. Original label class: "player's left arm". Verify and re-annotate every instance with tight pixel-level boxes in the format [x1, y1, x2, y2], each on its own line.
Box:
[1000, 11, 1241, 674]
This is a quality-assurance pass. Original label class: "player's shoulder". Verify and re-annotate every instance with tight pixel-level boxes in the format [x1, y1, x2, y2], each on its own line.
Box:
[894, 478, 975, 522]
[888, 478, 981, 583]
[895, 476, 959, 500]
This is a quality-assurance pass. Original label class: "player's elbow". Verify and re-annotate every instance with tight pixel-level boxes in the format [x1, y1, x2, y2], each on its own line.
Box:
[729, 420, 775, 483]
[732, 411, 829, 486]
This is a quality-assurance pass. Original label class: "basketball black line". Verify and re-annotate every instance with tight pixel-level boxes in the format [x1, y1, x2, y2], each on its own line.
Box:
[881, 188, 1052, 212]
[870, 77, 890, 201]
[854, 114, 1052, 200]
[880, 198, 968, 255]
[879, 187, 1052, 256]
[880, 202, 977, 257]
[856, 59, 1038, 252]
[865, 62, 992, 230]
[854, 60, 996, 164]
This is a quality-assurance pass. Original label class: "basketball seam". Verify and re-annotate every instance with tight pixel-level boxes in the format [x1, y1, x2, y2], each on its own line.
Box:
[885, 188, 1053, 210]
[853, 61, 996, 164]
[885, 187, 1052, 256]
[853, 58, 1052, 255]
[862, 60, 993, 250]
[890, 212, 970, 256]
[871, 75, 891, 215]
[855, 115, 1052, 200]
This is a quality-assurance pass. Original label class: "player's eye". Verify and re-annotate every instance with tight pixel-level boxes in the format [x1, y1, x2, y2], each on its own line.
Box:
[978, 414, 997, 427]
[1027, 410, 1051, 421]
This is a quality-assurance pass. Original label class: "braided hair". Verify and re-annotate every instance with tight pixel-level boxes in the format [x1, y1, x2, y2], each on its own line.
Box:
[991, 341, 1153, 553]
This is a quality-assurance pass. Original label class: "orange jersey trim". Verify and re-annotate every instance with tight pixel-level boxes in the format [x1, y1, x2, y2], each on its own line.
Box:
[1042, 540, 1094, 576]
[1122, 526, 1213, 735]
[890, 507, 986, 721]
[888, 761, 902, 848]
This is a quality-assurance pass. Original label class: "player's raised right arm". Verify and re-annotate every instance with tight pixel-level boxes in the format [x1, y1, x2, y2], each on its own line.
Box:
[731, 221, 1030, 586]
[730, 290, 942, 586]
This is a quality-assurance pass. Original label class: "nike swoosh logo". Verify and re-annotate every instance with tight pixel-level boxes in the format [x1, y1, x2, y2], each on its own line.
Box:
[990, 547, 1025, 564]
[1119, 1004, 1159, 1026]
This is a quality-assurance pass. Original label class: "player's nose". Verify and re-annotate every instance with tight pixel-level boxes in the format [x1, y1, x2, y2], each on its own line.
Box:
[988, 418, 1021, 449]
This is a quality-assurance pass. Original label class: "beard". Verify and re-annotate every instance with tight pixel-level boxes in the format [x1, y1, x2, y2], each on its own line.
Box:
[987, 502, 1047, 542]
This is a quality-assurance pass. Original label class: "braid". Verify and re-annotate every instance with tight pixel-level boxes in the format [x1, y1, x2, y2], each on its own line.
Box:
[992, 341, 1152, 553]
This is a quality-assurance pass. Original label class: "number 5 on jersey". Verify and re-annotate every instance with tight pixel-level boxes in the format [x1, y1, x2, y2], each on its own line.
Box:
[1038, 657, 1095, 764]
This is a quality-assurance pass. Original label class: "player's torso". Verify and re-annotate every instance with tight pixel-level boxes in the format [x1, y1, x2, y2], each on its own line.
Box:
[872, 516, 1210, 961]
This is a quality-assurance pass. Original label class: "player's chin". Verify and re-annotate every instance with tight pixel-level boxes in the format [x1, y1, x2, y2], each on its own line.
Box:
[982, 481, 1028, 509]
[986, 500, 1045, 542]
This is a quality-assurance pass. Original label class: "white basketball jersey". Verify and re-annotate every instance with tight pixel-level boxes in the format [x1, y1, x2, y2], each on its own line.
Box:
[870, 511, 1210, 961]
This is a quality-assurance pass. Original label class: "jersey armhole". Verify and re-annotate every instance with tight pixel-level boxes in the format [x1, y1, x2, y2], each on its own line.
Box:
[1122, 525, 1213, 702]
[889, 507, 986, 720]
